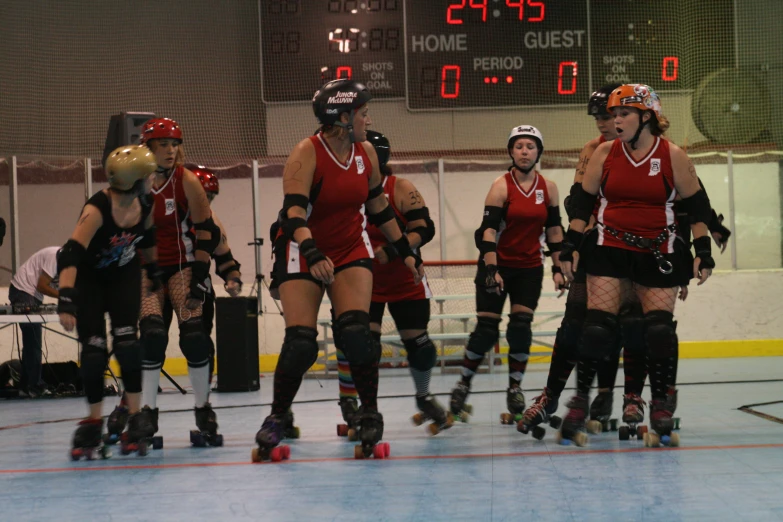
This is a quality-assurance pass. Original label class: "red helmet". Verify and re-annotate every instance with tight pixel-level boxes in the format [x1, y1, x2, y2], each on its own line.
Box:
[140, 118, 182, 144]
[192, 166, 219, 196]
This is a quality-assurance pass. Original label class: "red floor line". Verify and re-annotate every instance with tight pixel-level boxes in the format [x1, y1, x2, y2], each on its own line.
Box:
[1, 443, 782, 475]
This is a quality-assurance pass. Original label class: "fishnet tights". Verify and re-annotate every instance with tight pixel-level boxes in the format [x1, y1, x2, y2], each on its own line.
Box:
[140, 266, 203, 324]
[587, 276, 677, 314]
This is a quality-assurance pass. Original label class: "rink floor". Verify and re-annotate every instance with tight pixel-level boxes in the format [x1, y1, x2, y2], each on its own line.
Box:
[1, 357, 782, 522]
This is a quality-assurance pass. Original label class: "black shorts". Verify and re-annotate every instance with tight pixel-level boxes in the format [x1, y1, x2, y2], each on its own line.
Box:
[475, 264, 544, 314]
[369, 298, 430, 330]
[272, 234, 373, 287]
[585, 243, 689, 289]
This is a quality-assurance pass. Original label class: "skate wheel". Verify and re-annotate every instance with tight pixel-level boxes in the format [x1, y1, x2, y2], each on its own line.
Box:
[609, 419, 618, 431]
[668, 432, 680, 447]
[289, 426, 301, 439]
[354, 445, 365, 459]
[269, 446, 285, 462]
[190, 430, 206, 447]
[120, 445, 131, 456]
[516, 421, 529, 434]
[347, 428, 358, 441]
[549, 415, 562, 429]
[383, 442, 391, 457]
[427, 423, 440, 436]
[373, 444, 386, 459]
[555, 431, 566, 445]
[636, 425, 648, 438]
[251, 447, 262, 463]
[412, 413, 425, 426]
[464, 404, 473, 415]
[152, 436, 164, 450]
[573, 432, 588, 447]
[532, 426, 546, 441]
[337, 424, 349, 437]
[500, 413, 514, 425]
[618, 426, 630, 441]
[282, 445, 291, 459]
[101, 446, 112, 459]
[214, 434, 224, 447]
[70, 448, 82, 461]
[643, 432, 660, 448]
[137, 443, 148, 457]
[586, 420, 603, 435]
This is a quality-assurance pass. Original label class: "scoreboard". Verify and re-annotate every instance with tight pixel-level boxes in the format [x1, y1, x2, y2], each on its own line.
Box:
[259, 0, 734, 109]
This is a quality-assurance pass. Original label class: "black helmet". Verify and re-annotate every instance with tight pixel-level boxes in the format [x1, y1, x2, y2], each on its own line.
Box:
[312, 79, 372, 142]
[587, 83, 622, 116]
[366, 130, 390, 174]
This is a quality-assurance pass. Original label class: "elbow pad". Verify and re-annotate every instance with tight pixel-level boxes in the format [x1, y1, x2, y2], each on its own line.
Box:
[57, 239, 87, 273]
[545, 205, 562, 229]
[194, 217, 220, 255]
[679, 190, 712, 225]
[405, 207, 435, 246]
[569, 183, 598, 223]
[481, 205, 504, 232]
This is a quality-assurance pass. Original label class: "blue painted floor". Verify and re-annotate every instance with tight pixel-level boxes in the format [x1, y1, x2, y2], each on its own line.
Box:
[1, 358, 783, 521]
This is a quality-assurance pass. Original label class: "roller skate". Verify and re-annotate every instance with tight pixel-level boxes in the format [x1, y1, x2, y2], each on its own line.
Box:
[500, 385, 526, 425]
[354, 407, 390, 459]
[336, 397, 359, 440]
[555, 394, 589, 447]
[70, 418, 110, 461]
[141, 406, 163, 449]
[644, 390, 680, 448]
[190, 402, 224, 447]
[449, 381, 473, 423]
[517, 387, 562, 440]
[586, 390, 618, 434]
[282, 408, 300, 439]
[102, 395, 129, 446]
[618, 394, 648, 441]
[411, 394, 453, 435]
[119, 411, 153, 457]
[251, 414, 291, 463]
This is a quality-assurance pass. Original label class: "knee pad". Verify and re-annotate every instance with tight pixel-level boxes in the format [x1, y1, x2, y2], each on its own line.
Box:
[80, 338, 109, 380]
[334, 310, 377, 366]
[112, 328, 142, 374]
[619, 303, 646, 357]
[579, 310, 618, 360]
[467, 316, 501, 356]
[644, 311, 678, 360]
[506, 312, 533, 357]
[403, 333, 437, 372]
[278, 326, 319, 375]
[179, 318, 210, 368]
[140, 315, 167, 367]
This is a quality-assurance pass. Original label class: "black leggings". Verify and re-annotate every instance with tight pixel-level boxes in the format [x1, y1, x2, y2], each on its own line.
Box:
[76, 264, 141, 403]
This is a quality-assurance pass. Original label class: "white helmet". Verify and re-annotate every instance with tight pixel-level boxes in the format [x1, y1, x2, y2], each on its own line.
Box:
[507, 125, 544, 172]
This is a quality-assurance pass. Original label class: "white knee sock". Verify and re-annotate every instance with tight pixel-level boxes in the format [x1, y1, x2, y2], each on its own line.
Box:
[189, 365, 210, 408]
[142, 368, 161, 409]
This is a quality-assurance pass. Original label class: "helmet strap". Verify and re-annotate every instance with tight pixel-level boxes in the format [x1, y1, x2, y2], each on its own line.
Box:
[333, 109, 357, 143]
[628, 111, 649, 150]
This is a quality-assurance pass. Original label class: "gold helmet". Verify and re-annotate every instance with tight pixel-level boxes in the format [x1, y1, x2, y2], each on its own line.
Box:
[105, 145, 157, 192]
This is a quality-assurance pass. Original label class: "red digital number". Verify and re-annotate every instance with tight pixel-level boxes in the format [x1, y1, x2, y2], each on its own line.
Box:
[447, 0, 466, 25]
[470, 0, 487, 22]
[527, 0, 545, 22]
[662, 56, 678, 81]
[557, 61, 577, 95]
[441, 65, 461, 99]
[506, 0, 545, 22]
[336, 66, 352, 79]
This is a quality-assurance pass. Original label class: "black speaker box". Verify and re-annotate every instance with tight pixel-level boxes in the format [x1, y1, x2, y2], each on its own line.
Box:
[215, 297, 260, 392]
[102, 111, 156, 167]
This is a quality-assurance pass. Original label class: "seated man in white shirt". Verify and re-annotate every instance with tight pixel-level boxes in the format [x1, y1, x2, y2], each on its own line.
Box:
[9, 246, 60, 397]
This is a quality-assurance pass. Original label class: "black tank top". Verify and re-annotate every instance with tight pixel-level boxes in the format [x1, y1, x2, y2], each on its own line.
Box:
[84, 191, 152, 271]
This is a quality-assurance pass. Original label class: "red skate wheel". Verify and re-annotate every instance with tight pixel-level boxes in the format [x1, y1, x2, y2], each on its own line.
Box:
[337, 424, 349, 437]
[636, 425, 648, 438]
[270, 446, 284, 462]
[282, 445, 291, 459]
[70, 448, 82, 461]
[383, 442, 390, 457]
[372, 444, 386, 459]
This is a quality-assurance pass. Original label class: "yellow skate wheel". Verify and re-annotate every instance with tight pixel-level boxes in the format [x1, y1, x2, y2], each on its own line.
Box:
[354, 445, 365, 459]
[347, 429, 358, 442]
[251, 448, 261, 463]
[574, 432, 588, 447]
[555, 431, 563, 444]
[412, 413, 425, 426]
[427, 423, 440, 436]
[668, 432, 680, 447]
[644, 432, 660, 447]
[500, 413, 514, 425]
[586, 420, 603, 434]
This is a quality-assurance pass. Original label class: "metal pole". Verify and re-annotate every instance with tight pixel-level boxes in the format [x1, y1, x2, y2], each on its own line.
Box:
[10, 156, 20, 273]
[251, 160, 263, 315]
[438, 158, 446, 260]
[727, 150, 738, 269]
[84, 158, 93, 200]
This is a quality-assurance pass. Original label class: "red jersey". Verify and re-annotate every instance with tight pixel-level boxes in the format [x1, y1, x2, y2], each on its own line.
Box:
[151, 166, 195, 267]
[496, 171, 549, 269]
[597, 137, 677, 253]
[591, 135, 609, 218]
[281, 133, 374, 274]
[366, 176, 432, 303]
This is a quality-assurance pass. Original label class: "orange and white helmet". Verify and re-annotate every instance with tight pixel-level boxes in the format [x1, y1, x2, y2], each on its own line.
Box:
[607, 84, 663, 119]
